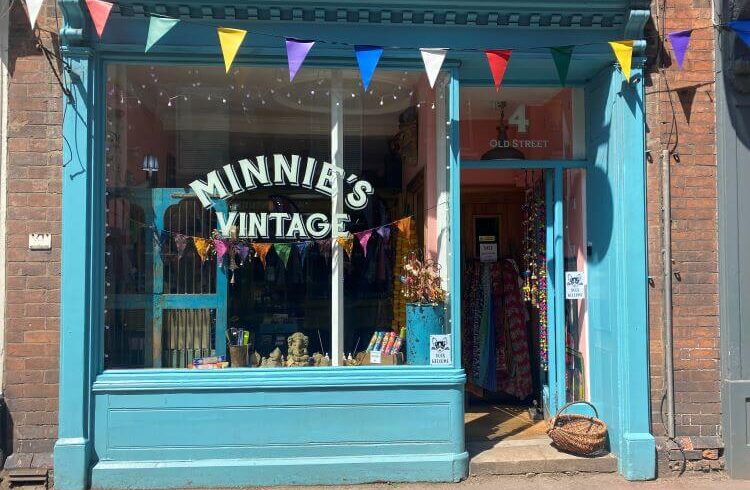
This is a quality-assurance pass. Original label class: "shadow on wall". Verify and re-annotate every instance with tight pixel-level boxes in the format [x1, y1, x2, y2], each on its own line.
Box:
[584, 164, 614, 265]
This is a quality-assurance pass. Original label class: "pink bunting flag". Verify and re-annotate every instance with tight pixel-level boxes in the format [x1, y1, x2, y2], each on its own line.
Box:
[213, 239, 229, 262]
[356, 230, 373, 257]
[85, 0, 113, 38]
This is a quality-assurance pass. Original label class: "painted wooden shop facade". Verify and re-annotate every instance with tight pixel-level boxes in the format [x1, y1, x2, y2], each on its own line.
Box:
[54, 1, 655, 488]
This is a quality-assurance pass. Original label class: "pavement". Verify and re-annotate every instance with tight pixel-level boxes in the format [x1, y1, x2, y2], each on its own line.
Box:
[268, 472, 746, 490]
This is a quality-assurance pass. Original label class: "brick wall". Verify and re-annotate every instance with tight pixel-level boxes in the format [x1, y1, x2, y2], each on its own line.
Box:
[644, 0, 722, 473]
[2, 2, 62, 466]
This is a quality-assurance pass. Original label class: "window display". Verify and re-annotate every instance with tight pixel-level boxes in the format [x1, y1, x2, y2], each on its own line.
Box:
[104, 64, 451, 369]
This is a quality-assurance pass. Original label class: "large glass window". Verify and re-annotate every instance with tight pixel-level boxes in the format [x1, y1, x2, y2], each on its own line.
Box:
[104, 64, 451, 370]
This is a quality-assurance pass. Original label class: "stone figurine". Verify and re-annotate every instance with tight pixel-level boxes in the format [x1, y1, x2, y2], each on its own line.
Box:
[286, 332, 310, 367]
[261, 347, 283, 367]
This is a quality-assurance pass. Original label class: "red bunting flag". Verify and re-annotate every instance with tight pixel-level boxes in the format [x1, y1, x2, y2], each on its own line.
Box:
[85, 0, 113, 38]
[484, 49, 512, 91]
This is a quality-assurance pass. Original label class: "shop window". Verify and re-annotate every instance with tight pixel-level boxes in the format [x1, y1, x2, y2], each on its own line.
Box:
[104, 64, 452, 370]
[460, 87, 582, 161]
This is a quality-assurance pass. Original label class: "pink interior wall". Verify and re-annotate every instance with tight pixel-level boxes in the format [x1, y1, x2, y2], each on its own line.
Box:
[565, 168, 589, 397]
[460, 90, 573, 161]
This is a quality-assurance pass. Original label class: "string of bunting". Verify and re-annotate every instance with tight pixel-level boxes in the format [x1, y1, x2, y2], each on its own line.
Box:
[21, 0, 750, 86]
[134, 215, 414, 274]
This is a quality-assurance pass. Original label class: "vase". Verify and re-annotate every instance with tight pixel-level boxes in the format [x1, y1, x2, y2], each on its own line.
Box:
[406, 303, 447, 365]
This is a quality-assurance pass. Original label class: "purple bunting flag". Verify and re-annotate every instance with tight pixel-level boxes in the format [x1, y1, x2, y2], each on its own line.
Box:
[285, 38, 315, 82]
[666, 29, 693, 70]
[236, 243, 250, 264]
[174, 234, 188, 259]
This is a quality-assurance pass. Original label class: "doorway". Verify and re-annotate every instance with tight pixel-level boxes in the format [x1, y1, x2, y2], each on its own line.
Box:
[461, 167, 588, 445]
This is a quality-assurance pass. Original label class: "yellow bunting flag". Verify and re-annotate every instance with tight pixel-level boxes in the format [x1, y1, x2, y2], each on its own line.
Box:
[193, 237, 211, 262]
[217, 27, 247, 73]
[396, 217, 413, 241]
[608, 40, 634, 82]
[336, 235, 354, 259]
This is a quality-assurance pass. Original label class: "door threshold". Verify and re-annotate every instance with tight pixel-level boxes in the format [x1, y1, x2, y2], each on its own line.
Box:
[468, 437, 617, 476]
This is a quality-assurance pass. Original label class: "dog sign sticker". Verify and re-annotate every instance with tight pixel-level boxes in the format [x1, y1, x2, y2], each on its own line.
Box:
[430, 334, 452, 366]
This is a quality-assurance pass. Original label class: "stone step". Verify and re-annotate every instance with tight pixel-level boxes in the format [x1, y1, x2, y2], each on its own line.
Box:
[469, 436, 618, 476]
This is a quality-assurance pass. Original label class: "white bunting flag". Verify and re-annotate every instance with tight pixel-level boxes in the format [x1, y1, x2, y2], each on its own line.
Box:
[420, 48, 448, 88]
[24, 0, 44, 29]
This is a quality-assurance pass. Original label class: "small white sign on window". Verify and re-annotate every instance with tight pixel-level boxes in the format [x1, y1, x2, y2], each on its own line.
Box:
[565, 271, 586, 300]
[370, 350, 382, 364]
[479, 243, 498, 263]
[430, 334, 452, 366]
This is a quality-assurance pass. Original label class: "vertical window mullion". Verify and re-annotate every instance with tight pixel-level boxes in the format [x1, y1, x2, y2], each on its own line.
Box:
[330, 74, 344, 366]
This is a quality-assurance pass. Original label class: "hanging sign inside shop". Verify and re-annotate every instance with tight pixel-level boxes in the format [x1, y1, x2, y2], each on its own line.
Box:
[429, 334, 452, 366]
[189, 154, 375, 239]
[565, 271, 586, 300]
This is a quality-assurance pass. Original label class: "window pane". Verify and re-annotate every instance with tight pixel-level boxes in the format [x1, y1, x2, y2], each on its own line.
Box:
[341, 70, 452, 367]
[105, 64, 334, 369]
[460, 87, 579, 161]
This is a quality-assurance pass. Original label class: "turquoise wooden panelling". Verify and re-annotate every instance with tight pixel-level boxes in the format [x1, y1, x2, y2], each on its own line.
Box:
[585, 64, 654, 480]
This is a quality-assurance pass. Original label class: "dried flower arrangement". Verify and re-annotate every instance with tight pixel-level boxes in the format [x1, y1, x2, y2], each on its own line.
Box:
[401, 250, 446, 304]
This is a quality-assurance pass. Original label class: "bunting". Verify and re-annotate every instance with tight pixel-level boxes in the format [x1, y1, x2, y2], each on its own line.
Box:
[377, 225, 391, 241]
[336, 235, 355, 259]
[85, 0, 113, 38]
[174, 233, 188, 259]
[319, 238, 332, 262]
[213, 238, 229, 261]
[396, 217, 413, 240]
[193, 238, 211, 262]
[666, 30, 692, 70]
[217, 27, 247, 73]
[286, 38, 315, 81]
[236, 243, 250, 264]
[550, 46, 574, 86]
[293, 241, 311, 267]
[356, 230, 373, 257]
[420, 48, 448, 88]
[275, 243, 292, 269]
[484, 49, 512, 91]
[729, 21, 750, 48]
[24, 0, 44, 29]
[145, 16, 179, 52]
[252, 243, 272, 269]
[609, 40, 635, 81]
[354, 45, 384, 91]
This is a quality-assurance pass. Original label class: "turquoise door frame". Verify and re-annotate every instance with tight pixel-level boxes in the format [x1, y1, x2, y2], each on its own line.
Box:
[54, 2, 654, 489]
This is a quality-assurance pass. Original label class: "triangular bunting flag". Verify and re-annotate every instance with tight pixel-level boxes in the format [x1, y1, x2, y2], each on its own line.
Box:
[236, 243, 250, 264]
[213, 239, 229, 262]
[85, 0, 113, 38]
[174, 234, 188, 259]
[420, 48, 448, 88]
[145, 16, 179, 52]
[319, 238, 332, 262]
[377, 225, 391, 242]
[609, 41, 635, 82]
[484, 49, 512, 91]
[294, 241, 311, 268]
[356, 230, 373, 257]
[729, 21, 750, 48]
[354, 45, 384, 91]
[275, 243, 292, 269]
[24, 0, 44, 30]
[396, 217, 413, 240]
[666, 30, 692, 70]
[252, 243, 272, 269]
[286, 38, 315, 81]
[217, 27, 247, 73]
[193, 238, 211, 263]
[550, 46, 574, 86]
[336, 235, 354, 259]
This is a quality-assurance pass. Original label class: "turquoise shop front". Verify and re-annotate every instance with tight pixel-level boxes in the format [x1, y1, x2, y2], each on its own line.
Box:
[53, 1, 655, 488]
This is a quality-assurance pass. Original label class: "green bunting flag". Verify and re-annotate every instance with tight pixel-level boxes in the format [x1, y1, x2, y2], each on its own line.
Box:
[274, 243, 292, 269]
[550, 46, 574, 86]
[145, 17, 179, 52]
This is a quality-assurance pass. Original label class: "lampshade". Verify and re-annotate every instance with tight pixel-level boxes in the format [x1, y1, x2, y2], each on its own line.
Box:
[142, 154, 159, 174]
[481, 102, 525, 161]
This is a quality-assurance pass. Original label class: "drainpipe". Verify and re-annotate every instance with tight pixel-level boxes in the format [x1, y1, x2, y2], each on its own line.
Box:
[662, 149, 675, 439]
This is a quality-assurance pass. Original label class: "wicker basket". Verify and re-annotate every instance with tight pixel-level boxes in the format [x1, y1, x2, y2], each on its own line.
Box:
[547, 401, 608, 456]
